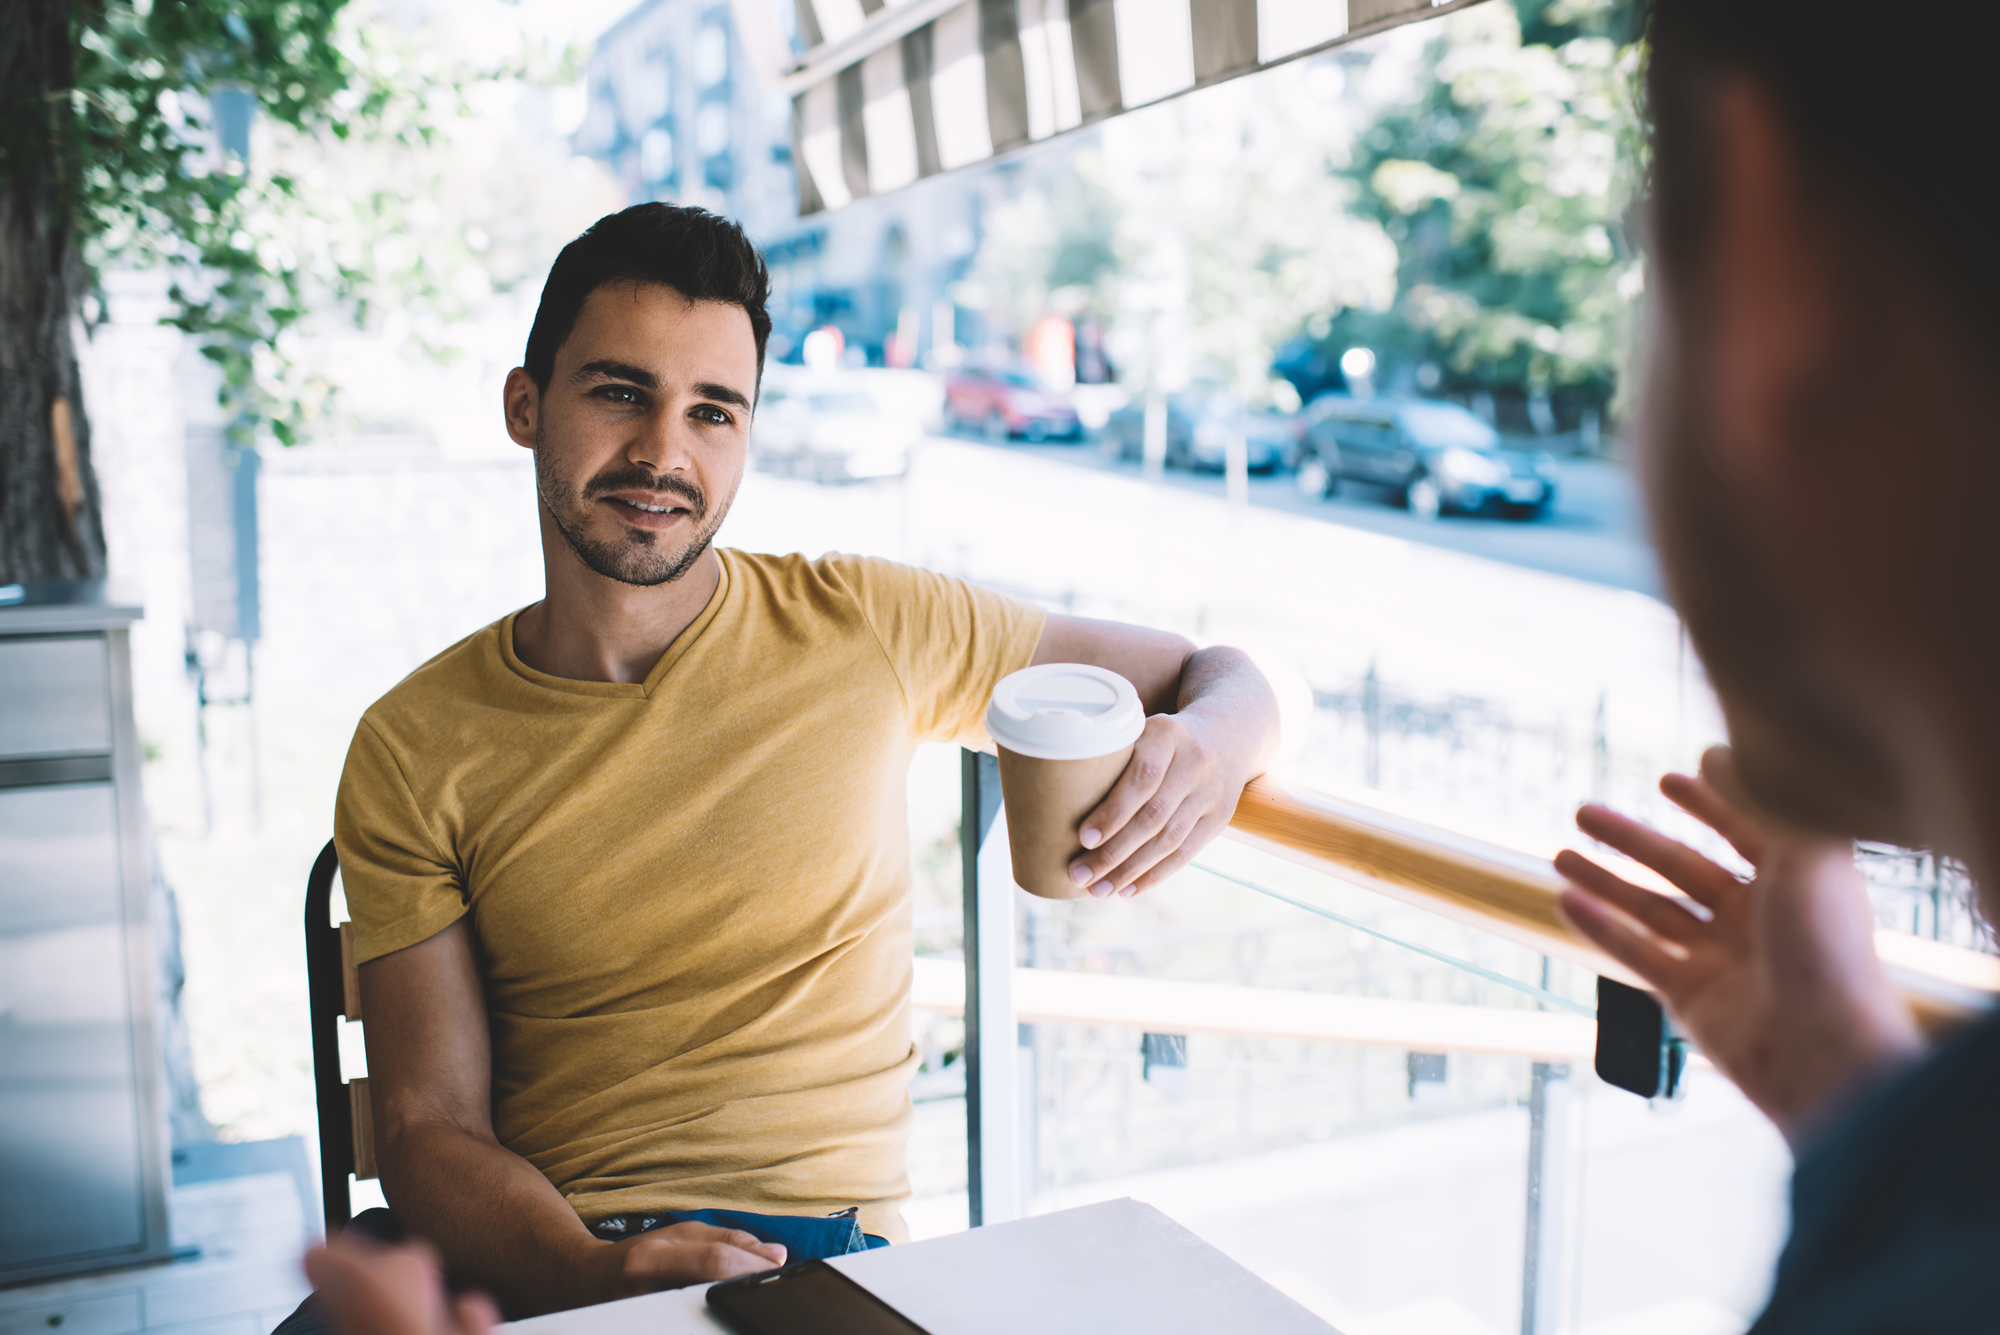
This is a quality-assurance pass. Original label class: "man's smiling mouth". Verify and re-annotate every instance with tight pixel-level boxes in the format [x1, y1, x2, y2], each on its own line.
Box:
[587, 473, 707, 528]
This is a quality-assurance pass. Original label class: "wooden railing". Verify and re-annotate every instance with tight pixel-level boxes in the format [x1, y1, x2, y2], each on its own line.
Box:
[919, 770, 1994, 1061]
[1225, 773, 2000, 1030]
[913, 957, 1597, 1060]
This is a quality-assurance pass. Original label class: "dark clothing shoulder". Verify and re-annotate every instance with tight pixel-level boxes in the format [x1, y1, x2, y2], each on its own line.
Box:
[1752, 1009, 2000, 1333]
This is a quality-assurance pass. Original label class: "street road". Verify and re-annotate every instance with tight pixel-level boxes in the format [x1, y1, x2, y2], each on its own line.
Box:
[991, 436, 1661, 596]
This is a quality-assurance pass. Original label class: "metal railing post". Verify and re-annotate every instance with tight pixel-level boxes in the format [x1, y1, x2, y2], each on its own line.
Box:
[1520, 1059, 1572, 1335]
[960, 748, 1022, 1227]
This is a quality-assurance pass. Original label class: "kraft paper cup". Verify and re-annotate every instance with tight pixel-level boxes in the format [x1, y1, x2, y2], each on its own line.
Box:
[985, 663, 1146, 899]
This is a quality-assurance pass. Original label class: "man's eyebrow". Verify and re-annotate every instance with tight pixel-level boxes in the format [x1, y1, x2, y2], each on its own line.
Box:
[693, 381, 754, 413]
[571, 359, 659, 389]
[571, 362, 751, 412]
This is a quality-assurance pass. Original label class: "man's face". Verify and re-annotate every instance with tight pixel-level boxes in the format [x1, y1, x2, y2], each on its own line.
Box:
[1641, 285, 1911, 842]
[1639, 82, 1975, 848]
[512, 283, 759, 587]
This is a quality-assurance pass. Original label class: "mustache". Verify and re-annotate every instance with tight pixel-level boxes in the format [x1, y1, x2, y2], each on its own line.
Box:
[585, 466, 706, 515]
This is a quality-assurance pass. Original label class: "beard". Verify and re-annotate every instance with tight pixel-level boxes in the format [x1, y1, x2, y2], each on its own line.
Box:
[533, 427, 734, 588]
[1641, 305, 1917, 845]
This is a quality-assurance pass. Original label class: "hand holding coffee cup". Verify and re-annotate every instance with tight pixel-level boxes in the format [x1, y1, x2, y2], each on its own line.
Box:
[985, 663, 1146, 900]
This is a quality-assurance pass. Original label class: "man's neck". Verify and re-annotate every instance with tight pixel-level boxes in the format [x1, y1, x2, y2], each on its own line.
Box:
[513, 516, 722, 685]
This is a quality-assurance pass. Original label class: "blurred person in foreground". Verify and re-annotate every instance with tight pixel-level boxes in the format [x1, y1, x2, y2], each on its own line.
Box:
[1552, 2, 2000, 1330]
[279, 201, 1280, 1326]
[304, 1236, 495, 1335]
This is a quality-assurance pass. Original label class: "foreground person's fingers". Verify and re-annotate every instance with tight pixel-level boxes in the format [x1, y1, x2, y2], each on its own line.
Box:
[1555, 884, 1690, 992]
[1559, 763, 1932, 1140]
[1575, 802, 1744, 909]
[1553, 850, 1706, 966]
[305, 1236, 481, 1335]
[1659, 769, 1769, 868]
[1554, 847, 1710, 947]
[451, 1293, 501, 1335]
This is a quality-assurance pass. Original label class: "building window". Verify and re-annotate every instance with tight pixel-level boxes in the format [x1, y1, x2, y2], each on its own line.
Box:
[640, 127, 675, 184]
[697, 102, 730, 158]
[695, 22, 729, 89]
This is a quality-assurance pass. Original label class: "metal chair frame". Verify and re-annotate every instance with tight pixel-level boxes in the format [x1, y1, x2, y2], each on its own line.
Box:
[305, 837, 358, 1235]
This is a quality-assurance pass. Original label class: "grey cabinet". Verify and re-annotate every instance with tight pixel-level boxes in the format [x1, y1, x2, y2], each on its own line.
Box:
[0, 584, 171, 1283]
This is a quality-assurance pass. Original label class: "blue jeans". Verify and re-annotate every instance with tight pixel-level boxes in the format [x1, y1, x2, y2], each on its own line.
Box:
[588, 1206, 890, 1258]
[270, 1206, 888, 1333]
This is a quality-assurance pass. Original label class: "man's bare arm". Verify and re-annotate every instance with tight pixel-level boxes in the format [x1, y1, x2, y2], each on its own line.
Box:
[1029, 614, 1281, 897]
[359, 920, 784, 1317]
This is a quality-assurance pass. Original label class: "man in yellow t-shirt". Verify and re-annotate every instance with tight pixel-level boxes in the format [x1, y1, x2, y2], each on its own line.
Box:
[332, 204, 1280, 1319]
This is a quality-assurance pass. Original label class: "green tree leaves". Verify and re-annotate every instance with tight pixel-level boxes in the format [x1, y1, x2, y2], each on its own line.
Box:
[1326, 0, 1644, 424]
[50, 0, 497, 443]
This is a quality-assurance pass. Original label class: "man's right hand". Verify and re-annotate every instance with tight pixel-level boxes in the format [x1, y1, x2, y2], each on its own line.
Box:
[1553, 746, 1923, 1143]
[591, 1223, 786, 1296]
[360, 921, 788, 1315]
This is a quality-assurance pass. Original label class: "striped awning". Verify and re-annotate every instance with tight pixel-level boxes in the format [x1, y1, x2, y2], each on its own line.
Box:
[782, 0, 1480, 214]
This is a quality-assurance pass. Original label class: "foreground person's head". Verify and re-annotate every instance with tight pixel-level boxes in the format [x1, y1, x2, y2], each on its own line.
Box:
[505, 204, 771, 588]
[1643, 2, 1999, 885]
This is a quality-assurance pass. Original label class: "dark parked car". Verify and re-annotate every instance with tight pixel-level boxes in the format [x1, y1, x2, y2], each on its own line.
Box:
[1292, 395, 1557, 520]
[944, 364, 1082, 441]
[1102, 390, 1291, 472]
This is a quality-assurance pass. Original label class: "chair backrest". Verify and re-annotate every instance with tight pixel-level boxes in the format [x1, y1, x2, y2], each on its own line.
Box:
[305, 839, 378, 1236]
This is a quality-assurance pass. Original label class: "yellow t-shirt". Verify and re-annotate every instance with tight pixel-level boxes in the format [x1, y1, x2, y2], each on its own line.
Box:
[333, 549, 1044, 1241]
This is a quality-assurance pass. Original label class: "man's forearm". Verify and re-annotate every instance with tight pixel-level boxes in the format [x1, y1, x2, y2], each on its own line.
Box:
[1175, 645, 1283, 774]
[379, 1119, 609, 1317]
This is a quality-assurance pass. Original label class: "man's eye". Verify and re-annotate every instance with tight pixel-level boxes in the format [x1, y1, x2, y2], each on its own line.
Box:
[694, 405, 732, 425]
[599, 386, 642, 405]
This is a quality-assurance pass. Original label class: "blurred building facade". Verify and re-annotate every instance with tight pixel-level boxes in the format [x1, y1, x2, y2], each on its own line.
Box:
[577, 0, 1078, 369]
[574, 0, 798, 240]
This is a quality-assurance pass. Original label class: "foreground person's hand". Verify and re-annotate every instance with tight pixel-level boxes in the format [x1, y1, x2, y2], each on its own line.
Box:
[1553, 746, 1922, 1142]
[304, 1234, 498, 1335]
[590, 1222, 786, 1297]
[1065, 703, 1261, 898]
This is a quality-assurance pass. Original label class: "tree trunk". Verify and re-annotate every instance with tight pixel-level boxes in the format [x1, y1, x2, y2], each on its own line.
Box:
[1, 0, 108, 584]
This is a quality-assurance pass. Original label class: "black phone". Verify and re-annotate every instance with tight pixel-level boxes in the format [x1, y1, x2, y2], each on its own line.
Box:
[705, 1259, 934, 1335]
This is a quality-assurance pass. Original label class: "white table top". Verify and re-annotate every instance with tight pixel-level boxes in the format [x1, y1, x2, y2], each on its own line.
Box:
[506, 1198, 1337, 1335]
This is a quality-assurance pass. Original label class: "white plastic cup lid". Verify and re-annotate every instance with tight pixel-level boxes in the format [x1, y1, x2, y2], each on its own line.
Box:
[985, 663, 1146, 761]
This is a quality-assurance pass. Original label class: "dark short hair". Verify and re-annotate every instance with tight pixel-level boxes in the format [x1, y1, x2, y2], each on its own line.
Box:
[1647, 0, 1994, 345]
[522, 203, 772, 391]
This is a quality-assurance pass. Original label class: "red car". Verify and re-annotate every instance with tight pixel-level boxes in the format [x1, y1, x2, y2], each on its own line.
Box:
[944, 364, 1083, 442]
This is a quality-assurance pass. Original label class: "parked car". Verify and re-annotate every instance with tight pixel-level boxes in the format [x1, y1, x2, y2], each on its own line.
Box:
[750, 375, 919, 483]
[944, 364, 1082, 441]
[1102, 390, 1291, 472]
[1292, 395, 1557, 520]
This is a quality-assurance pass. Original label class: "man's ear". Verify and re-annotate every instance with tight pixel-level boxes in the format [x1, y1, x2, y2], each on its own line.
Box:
[503, 367, 540, 451]
[1706, 79, 1837, 490]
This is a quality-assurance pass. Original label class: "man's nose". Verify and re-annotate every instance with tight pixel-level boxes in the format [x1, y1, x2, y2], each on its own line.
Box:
[626, 409, 698, 473]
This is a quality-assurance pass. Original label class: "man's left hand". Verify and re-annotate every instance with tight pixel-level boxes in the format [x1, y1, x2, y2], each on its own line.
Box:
[1062, 701, 1262, 898]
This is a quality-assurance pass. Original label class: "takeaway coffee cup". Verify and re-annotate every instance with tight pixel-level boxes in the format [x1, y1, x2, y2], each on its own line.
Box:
[985, 663, 1146, 899]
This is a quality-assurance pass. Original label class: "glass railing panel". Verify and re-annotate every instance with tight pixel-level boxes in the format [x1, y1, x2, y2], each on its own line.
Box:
[1006, 838, 1575, 1180]
[993, 843, 1794, 1334]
